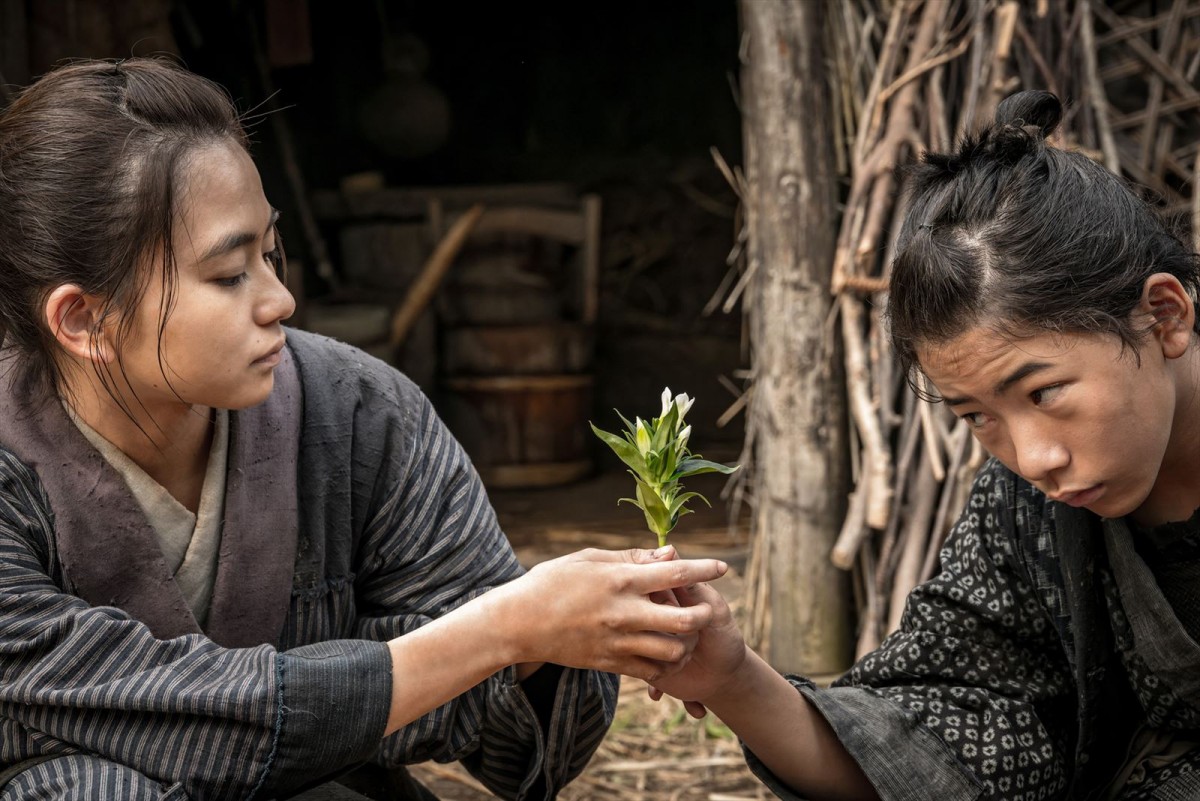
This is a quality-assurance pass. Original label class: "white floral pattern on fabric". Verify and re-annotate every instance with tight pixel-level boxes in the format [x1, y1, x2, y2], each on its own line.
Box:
[838, 463, 1072, 800]
[1099, 567, 1200, 731]
[746, 459, 1200, 801]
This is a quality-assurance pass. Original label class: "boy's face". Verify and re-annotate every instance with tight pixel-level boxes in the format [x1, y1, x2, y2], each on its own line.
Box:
[919, 325, 1178, 521]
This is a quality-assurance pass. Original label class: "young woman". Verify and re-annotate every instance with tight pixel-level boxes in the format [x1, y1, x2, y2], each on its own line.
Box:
[650, 91, 1200, 801]
[0, 59, 729, 800]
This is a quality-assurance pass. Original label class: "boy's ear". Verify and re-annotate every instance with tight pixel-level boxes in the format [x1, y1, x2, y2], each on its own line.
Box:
[1139, 273, 1195, 360]
[44, 285, 113, 365]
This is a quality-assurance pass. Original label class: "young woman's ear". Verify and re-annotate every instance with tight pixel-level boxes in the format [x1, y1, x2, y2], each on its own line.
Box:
[43, 285, 113, 365]
[1139, 272, 1195, 359]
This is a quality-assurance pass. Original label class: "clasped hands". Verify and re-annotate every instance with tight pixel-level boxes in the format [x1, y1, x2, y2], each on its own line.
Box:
[499, 544, 749, 717]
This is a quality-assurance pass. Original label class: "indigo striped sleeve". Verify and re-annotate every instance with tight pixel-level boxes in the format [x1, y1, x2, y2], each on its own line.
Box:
[0, 450, 392, 801]
[351, 396, 616, 799]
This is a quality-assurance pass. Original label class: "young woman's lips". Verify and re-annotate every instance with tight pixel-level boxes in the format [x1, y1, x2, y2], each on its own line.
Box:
[1054, 484, 1104, 508]
[253, 341, 285, 366]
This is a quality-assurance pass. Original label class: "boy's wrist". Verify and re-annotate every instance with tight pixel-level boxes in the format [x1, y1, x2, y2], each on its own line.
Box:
[700, 646, 772, 715]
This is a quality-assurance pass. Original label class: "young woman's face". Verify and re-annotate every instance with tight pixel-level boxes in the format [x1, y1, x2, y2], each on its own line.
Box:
[114, 140, 296, 412]
[919, 326, 1179, 519]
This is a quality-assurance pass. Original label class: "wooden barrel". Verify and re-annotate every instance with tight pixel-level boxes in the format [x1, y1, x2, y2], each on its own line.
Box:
[442, 323, 593, 375]
[303, 302, 393, 363]
[441, 374, 593, 488]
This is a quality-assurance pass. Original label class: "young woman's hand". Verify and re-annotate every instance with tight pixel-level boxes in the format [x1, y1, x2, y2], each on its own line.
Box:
[494, 547, 729, 683]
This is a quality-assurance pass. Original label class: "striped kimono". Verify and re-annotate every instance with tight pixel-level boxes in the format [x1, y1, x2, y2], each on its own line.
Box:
[0, 329, 618, 800]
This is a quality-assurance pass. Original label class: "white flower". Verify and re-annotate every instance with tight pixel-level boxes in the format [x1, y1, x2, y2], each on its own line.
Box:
[677, 425, 692, 451]
[673, 393, 694, 426]
[660, 387, 674, 419]
[635, 418, 651, 454]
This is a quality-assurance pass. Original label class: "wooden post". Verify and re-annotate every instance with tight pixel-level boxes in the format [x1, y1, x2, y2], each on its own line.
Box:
[740, 0, 851, 675]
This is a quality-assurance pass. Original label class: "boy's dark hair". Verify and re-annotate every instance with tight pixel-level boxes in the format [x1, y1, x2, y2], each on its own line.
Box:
[887, 90, 1200, 393]
[0, 58, 250, 405]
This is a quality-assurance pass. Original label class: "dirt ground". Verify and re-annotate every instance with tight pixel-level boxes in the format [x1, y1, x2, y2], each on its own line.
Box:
[407, 468, 769, 800]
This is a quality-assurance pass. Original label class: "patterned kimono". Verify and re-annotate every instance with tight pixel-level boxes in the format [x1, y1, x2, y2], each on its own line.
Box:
[0, 329, 618, 800]
[748, 459, 1200, 801]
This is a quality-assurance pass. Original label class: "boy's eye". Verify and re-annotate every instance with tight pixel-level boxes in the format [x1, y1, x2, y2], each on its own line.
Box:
[962, 411, 988, 428]
[1030, 384, 1062, 405]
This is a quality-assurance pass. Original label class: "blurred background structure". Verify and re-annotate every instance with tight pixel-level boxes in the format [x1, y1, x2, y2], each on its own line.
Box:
[0, 0, 747, 485]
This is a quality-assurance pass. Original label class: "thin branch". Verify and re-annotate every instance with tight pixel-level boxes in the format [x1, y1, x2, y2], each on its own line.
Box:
[1080, 0, 1122, 173]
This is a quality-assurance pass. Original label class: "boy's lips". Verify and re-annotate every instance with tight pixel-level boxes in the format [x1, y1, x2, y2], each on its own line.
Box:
[1050, 484, 1104, 508]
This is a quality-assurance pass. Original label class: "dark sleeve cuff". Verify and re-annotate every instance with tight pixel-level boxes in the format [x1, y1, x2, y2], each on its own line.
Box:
[742, 678, 983, 801]
[467, 664, 617, 800]
[539, 666, 618, 791]
[263, 640, 393, 795]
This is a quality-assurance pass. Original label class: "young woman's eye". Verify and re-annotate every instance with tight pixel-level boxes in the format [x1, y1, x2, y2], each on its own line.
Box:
[1030, 384, 1063, 405]
[263, 246, 283, 276]
[216, 272, 248, 288]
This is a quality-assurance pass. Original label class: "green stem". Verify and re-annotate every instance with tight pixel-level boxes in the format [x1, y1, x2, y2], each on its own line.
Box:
[657, 530, 668, 548]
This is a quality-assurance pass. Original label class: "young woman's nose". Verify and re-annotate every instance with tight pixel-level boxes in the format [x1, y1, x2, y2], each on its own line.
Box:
[1009, 418, 1070, 483]
[255, 268, 296, 325]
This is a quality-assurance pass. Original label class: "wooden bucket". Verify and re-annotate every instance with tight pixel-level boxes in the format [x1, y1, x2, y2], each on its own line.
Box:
[442, 323, 593, 375]
[441, 374, 593, 488]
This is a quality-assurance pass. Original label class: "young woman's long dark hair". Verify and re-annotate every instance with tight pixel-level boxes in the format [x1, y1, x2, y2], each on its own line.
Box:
[887, 90, 1200, 392]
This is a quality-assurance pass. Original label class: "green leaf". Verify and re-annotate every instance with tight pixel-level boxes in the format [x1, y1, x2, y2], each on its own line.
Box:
[645, 449, 663, 480]
[652, 404, 678, 452]
[668, 490, 708, 517]
[615, 410, 639, 438]
[591, 423, 648, 475]
[672, 457, 740, 480]
[636, 481, 674, 539]
[660, 441, 680, 483]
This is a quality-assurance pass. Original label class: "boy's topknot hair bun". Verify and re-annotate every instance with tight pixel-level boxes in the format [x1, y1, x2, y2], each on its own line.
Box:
[994, 89, 1063, 140]
[974, 90, 1062, 165]
[921, 90, 1064, 176]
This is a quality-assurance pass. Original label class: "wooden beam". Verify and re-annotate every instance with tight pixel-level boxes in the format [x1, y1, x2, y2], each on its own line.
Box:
[311, 183, 579, 222]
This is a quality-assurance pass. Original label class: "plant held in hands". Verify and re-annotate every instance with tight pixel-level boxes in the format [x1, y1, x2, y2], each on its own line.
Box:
[590, 388, 740, 547]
